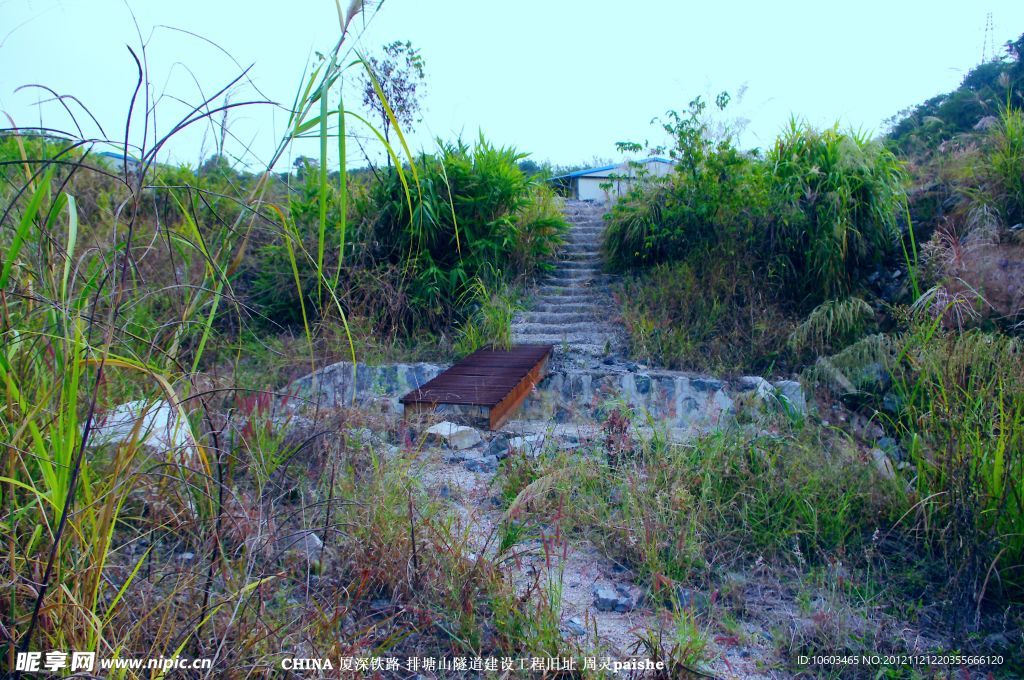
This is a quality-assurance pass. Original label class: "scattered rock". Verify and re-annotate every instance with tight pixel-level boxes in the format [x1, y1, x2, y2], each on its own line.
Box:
[737, 376, 774, 400]
[508, 433, 545, 457]
[485, 434, 510, 459]
[347, 427, 375, 445]
[773, 380, 808, 415]
[673, 586, 710, 611]
[849, 412, 885, 441]
[176, 551, 195, 562]
[875, 435, 907, 462]
[869, 448, 896, 480]
[881, 391, 902, 415]
[463, 454, 499, 474]
[426, 421, 482, 450]
[280, 531, 324, 560]
[563, 617, 587, 637]
[593, 584, 641, 612]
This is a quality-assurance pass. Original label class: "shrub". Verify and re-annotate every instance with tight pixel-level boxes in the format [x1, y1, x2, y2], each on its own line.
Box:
[603, 96, 770, 272]
[787, 297, 875, 357]
[238, 136, 566, 339]
[769, 122, 906, 303]
[360, 136, 567, 334]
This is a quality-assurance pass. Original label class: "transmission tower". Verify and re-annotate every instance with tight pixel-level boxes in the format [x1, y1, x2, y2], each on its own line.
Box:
[982, 11, 995, 63]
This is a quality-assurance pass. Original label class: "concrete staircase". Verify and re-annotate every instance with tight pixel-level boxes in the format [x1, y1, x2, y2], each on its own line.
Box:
[512, 200, 622, 356]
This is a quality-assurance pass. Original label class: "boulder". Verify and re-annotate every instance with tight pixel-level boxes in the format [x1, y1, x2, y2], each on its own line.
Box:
[563, 617, 587, 637]
[425, 421, 482, 450]
[89, 399, 197, 462]
[463, 454, 499, 474]
[279, 530, 324, 560]
[593, 583, 642, 612]
[869, 448, 896, 480]
[737, 376, 774, 400]
[485, 434, 511, 459]
[773, 380, 808, 415]
[508, 433, 545, 457]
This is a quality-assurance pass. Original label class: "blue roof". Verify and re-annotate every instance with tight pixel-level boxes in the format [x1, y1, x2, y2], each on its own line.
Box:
[551, 163, 617, 180]
[97, 150, 141, 163]
[548, 156, 673, 181]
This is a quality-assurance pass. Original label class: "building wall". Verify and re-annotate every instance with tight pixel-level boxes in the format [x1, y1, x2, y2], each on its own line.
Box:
[577, 177, 610, 202]
[576, 161, 675, 203]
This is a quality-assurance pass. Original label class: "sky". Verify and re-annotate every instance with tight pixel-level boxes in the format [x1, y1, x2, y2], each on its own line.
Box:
[2, 0, 1024, 172]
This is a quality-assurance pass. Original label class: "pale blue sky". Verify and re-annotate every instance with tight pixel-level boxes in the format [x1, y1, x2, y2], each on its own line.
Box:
[2, 0, 1023, 171]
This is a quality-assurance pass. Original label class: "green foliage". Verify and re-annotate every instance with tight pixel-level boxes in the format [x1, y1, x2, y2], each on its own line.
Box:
[453, 281, 521, 356]
[770, 122, 906, 302]
[982, 106, 1024, 226]
[500, 428, 899, 592]
[362, 136, 567, 333]
[603, 95, 769, 271]
[892, 326, 1024, 600]
[887, 33, 1024, 154]
[617, 260, 795, 373]
[788, 297, 875, 356]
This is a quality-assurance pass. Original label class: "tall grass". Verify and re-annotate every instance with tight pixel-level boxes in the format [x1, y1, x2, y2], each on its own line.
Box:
[0, 0, 443, 666]
[985, 106, 1024, 227]
[770, 121, 906, 302]
[892, 321, 1024, 610]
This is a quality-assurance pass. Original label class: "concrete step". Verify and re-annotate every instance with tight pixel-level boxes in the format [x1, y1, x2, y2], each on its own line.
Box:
[512, 331, 617, 347]
[554, 260, 601, 271]
[515, 311, 603, 323]
[528, 303, 603, 314]
[512, 321, 611, 335]
[559, 245, 602, 254]
[548, 267, 597, 277]
[530, 291, 602, 302]
[556, 254, 602, 265]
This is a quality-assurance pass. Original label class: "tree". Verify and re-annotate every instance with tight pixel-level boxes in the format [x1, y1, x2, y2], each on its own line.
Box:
[293, 155, 318, 180]
[359, 40, 426, 152]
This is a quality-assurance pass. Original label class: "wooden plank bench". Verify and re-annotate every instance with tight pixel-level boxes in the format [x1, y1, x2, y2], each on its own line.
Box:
[399, 344, 552, 430]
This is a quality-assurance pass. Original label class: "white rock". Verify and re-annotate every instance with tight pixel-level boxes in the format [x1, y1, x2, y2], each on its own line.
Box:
[773, 380, 808, 415]
[425, 421, 482, 450]
[738, 376, 774, 400]
[89, 399, 197, 461]
[507, 433, 545, 457]
[280, 530, 324, 559]
[870, 448, 896, 480]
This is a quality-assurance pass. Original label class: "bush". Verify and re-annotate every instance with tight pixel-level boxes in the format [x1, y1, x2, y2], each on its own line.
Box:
[603, 99, 907, 371]
[603, 96, 770, 272]
[770, 122, 906, 303]
[893, 327, 1024, 604]
[238, 135, 566, 340]
[358, 136, 567, 334]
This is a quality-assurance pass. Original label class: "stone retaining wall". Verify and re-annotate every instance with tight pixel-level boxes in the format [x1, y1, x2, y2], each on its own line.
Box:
[288, 361, 809, 432]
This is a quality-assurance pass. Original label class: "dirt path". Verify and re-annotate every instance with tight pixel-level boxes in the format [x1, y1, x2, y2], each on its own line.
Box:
[411, 442, 780, 678]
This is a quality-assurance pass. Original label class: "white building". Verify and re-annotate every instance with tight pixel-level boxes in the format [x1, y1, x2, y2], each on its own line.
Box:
[550, 157, 674, 203]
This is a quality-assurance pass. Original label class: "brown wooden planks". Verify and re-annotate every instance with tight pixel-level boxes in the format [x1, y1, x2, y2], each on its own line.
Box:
[400, 345, 552, 426]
